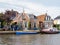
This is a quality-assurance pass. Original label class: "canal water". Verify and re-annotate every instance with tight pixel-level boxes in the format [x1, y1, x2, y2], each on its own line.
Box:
[0, 34, 60, 45]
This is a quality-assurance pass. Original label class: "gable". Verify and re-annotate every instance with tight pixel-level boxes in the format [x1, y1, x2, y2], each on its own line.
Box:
[37, 15, 45, 22]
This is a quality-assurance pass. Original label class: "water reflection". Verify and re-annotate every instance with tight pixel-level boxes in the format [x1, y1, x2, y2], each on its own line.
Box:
[0, 34, 14, 45]
[0, 34, 60, 45]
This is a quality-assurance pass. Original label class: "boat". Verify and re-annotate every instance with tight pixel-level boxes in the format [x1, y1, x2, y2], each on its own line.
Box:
[40, 28, 59, 34]
[16, 30, 40, 35]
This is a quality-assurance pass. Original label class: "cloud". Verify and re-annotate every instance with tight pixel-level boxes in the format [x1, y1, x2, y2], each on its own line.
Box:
[0, 0, 60, 19]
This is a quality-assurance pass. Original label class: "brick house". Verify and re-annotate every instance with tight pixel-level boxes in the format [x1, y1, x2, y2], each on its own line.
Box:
[37, 13, 53, 29]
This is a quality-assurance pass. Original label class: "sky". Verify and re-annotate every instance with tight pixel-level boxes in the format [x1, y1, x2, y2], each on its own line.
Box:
[0, 0, 60, 19]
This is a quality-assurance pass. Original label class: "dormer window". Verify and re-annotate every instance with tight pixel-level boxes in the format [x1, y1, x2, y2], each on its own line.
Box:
[46, 16, 48, 20]
[22, 14, 26, 20]
[46, 16, 51, 21]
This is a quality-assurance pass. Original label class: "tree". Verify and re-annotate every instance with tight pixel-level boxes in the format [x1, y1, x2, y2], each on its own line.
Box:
[0, 13, 4, 19]
[28, 21, 31, 29]
[0, 13, 5, 28]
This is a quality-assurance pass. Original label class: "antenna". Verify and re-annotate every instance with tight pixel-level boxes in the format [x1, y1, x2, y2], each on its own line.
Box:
[22, 7, 25, 15]
[45, 10, 48, 15]
[23, 7, 25, 13]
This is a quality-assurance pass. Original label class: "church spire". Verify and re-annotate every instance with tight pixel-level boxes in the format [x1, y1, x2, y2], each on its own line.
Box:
[22, 8, 25, 15]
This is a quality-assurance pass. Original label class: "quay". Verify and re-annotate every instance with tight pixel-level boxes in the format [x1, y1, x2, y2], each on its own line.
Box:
[0, 31, 15, 34]
[0, 30, 60, 34]
[0, 30, 40, 34]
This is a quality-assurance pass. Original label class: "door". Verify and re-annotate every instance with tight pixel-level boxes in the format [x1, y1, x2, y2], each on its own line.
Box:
[39, 21, 44, 30]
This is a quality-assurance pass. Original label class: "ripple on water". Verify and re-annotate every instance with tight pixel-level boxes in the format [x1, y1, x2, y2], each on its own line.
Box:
[0, 34, 60, 45]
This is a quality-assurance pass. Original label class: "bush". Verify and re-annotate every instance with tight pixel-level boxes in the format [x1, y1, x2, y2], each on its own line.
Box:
[53, 24, 60, 30]
[28, 21, 31, 29]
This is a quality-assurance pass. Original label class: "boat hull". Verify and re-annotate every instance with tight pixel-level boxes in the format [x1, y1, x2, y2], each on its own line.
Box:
[16, 31, 40, 35]
[40, 31, 59, 34]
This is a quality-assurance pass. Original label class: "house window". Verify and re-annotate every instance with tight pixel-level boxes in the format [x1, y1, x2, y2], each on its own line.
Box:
[48, 16, 49, 20]
[46, 16, 48, 20]
[20, 22, 23, 28]
[49, 17, 51, 20]
[25, 22, 27, 27]
[34, 22, 36, 28]
[48, 16, 50, 20]
[46, 16, 51, 21]
[44, 23, 48, 28]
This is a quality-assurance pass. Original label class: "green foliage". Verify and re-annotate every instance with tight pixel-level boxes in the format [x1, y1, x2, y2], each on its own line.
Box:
[2, 21, 7, 25]
[0, 13, 3, 16]
[0, 13, 6, 27]
[28, 21, 31, 29]
[0, 13, 4, 20]
[53, 24, 60, 30]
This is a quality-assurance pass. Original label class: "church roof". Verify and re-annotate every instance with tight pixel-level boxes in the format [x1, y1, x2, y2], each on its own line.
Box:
[37, 14, 46, 22]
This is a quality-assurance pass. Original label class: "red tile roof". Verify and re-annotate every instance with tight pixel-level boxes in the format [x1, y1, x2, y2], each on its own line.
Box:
[37, 14, 46, 22]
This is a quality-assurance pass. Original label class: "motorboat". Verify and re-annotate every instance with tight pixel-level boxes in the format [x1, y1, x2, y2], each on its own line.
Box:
[40, 28, 59, 34]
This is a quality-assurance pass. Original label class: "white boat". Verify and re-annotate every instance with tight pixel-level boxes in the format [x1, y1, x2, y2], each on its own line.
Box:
[40, 28, 59, 34]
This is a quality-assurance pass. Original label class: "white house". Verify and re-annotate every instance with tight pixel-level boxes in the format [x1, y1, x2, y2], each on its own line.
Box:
[54, 15, 60, 24]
